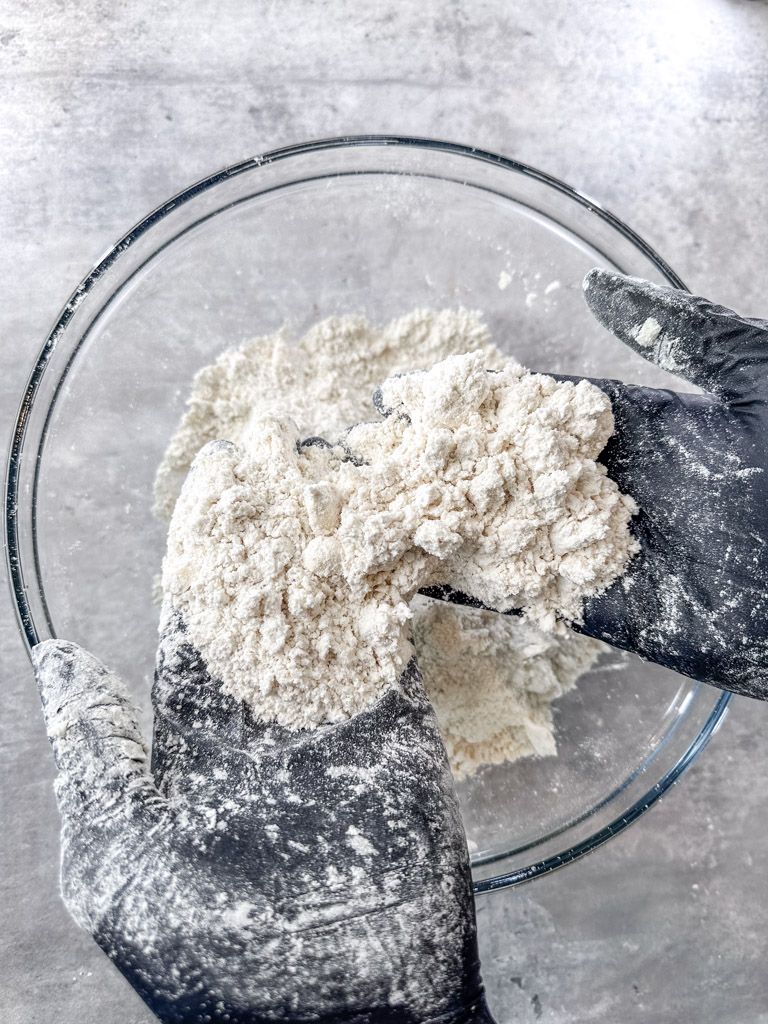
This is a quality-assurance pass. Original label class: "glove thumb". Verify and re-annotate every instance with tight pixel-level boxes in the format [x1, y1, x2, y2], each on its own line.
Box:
[583, 269, 768, 402]
[31, 640, 162, 827]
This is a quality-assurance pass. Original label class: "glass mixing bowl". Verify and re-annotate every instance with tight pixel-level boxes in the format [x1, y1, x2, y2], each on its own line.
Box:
[6, 136, 730, 892]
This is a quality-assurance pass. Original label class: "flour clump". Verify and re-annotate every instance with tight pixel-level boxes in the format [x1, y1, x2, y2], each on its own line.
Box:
[412, 600, 604, 779]
[161, 334, 637, 733]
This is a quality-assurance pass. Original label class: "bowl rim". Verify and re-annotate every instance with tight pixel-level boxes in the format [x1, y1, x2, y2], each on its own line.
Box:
[4, 134, 731, 892]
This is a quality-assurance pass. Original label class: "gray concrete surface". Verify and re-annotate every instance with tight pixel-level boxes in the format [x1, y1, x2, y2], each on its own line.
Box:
[2, 1, 768, 1021]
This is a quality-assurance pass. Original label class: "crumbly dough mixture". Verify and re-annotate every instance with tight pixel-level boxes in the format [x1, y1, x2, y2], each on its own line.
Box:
[161, 340, 637, 733]
[154, 309, 506, 522]
[413, 600, 603, 779]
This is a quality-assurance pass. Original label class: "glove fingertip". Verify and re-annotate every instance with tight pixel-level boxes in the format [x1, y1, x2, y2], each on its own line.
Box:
[31, 639, 90, 697]
[581, 268, 656, 322]
[197, 439, 237, 458]
[582, 266, 640, 295]
[372, 384, 391, 417]
[582, 266, 617, 294]
[31, 636, 83, 665]
[31, 640, 137, 731]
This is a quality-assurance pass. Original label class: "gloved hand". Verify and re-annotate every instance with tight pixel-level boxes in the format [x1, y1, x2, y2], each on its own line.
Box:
[425, 270, 768, 698]
[32, 613, 495, 1024]
[575, 270, 768, 699]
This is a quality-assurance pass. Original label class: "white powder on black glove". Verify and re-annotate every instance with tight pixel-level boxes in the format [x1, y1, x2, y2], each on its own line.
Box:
[162, 347, 636, 730]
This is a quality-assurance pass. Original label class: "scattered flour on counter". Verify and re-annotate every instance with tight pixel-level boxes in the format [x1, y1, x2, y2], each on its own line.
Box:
[162, 342, 638, 733]
[412, 600, 603, 779]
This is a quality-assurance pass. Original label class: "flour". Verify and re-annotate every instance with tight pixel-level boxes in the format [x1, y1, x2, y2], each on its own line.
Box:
[412, 600, 603, 779]
[161, 337, 638, 733]
[154, 309, 506, 522]
[633, 316, 662, 349]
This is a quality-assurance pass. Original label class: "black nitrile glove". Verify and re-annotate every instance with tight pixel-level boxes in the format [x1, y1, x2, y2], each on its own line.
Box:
[32, 615, 495, 1024]
[575, 270, 768, 698]
[425, 271, 768, 698]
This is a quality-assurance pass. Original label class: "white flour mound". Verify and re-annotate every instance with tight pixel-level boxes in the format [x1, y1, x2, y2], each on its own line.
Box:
[154, 309, 506, 522]
[412, 600, 603, 780]
[162, 346, 637, 730]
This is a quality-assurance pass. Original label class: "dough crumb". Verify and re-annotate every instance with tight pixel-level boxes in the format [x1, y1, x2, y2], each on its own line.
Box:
[633, 316, 662, 349]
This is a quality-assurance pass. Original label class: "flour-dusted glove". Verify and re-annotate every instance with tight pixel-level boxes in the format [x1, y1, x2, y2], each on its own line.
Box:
[573, 270, 768, 698]
[419, 271, 768, 698]
[32, 623, 494, 1024]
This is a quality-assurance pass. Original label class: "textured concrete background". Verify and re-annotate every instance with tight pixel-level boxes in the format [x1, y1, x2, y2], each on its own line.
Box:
[2, 1, 768, 1021]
